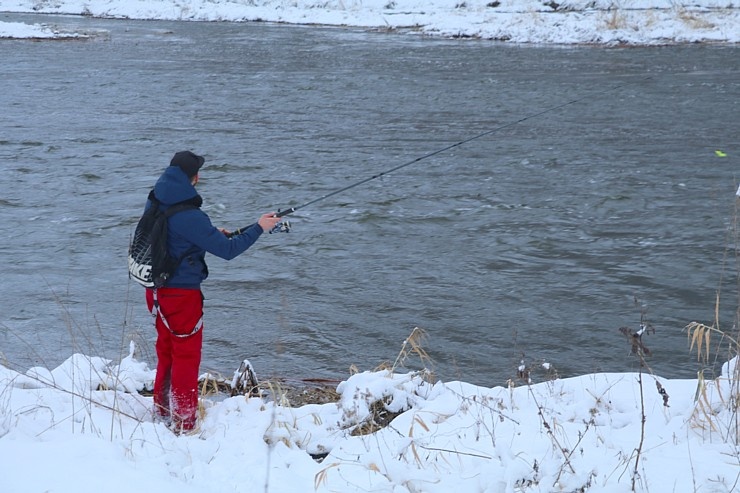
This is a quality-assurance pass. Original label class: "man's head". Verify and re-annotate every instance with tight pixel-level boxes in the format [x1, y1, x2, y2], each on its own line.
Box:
[170, 151, 205, 181]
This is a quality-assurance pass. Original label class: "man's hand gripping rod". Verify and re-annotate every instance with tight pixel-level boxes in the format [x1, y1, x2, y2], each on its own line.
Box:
[269, 208, 294, 234]
[228, 208, 294, 238]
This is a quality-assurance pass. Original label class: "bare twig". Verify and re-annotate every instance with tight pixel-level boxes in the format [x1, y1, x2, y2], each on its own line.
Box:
[526, 384, 576, 475]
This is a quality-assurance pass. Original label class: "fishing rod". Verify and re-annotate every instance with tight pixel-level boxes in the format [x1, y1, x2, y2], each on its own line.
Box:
[233, 75, 652, 235]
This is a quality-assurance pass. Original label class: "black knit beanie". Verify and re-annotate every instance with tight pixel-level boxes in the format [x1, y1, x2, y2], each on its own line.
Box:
[170, 151, 205, 178]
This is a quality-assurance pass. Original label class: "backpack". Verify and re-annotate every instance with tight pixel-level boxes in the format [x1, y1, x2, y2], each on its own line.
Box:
[128, 191, 200, 288]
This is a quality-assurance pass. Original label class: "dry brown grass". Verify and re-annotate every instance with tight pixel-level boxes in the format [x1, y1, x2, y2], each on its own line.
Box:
[685, 319, 739, 444]
[345, 327, 436, 436]
[349, 397, 405, 437]
[390, 326, 433, 373]
[191, 326, 436, 409]
[683, 195, 740, 445]
[676, 8, 715, 30]
[604, 9, 627, 30]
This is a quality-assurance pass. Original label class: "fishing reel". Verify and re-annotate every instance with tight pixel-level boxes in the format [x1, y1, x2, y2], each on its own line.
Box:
[269, 208, 294, 234]
[229, 209, 293, 237]
[269, 220, 291, 234]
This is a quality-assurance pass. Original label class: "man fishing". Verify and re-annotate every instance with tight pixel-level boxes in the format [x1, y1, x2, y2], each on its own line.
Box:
[143, 150, 281, 434]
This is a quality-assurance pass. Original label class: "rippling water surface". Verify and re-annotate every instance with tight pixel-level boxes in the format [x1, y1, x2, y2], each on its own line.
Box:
[1, 14, 738, 386]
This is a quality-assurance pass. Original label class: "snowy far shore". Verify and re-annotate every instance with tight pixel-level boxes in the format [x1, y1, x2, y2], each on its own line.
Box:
[1, 0, 739, 44]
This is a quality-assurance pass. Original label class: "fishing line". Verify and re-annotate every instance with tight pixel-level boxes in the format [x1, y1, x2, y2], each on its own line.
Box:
[237, 75, 652, 234]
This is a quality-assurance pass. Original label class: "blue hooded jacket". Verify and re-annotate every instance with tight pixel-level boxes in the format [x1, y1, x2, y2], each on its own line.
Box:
[147, 166, 264, 289]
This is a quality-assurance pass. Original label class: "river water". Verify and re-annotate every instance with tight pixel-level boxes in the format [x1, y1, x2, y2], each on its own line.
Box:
[1, 13, 738, 387]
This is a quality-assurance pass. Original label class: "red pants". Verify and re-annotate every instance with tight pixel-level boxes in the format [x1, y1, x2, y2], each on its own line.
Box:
[146, 287, 203, 431]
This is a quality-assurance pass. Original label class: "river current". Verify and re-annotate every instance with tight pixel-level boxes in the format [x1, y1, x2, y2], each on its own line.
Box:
[1, 14, 738, 386]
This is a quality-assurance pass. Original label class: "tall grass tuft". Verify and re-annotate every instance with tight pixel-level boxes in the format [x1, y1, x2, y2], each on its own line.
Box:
[683, 191, 740, 445]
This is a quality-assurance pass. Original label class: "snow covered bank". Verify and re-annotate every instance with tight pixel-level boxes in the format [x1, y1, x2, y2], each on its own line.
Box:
[1, 342, 739, 492]
[0, 19, 88, 38]
[1, 0, 739, 44]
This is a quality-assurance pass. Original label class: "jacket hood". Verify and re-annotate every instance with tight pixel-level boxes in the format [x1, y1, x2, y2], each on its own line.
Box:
[153, 166, 199, 205]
